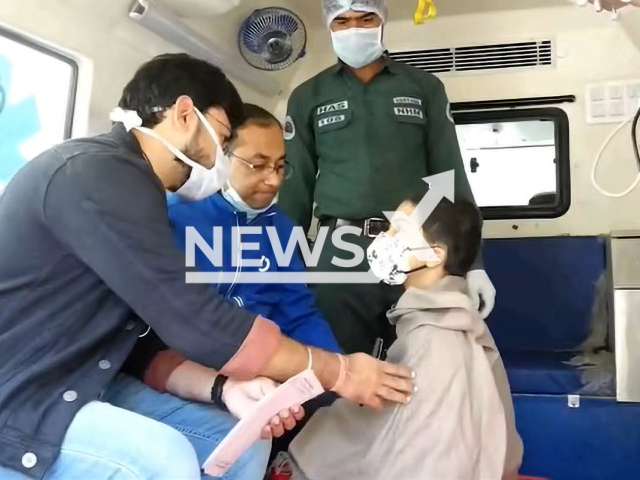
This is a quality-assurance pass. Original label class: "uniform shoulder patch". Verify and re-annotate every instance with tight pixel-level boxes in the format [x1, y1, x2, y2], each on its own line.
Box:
[318, 114, 346, 128]
[394, 97, 423, 106]
[284, 116, 296, 141]
[394, 106, 424, 120]
[316, 101, 349, 116]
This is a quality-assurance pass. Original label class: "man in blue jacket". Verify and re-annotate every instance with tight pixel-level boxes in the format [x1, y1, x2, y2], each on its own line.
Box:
[168, 104, 341, 353]
[122, 104, 341, 466]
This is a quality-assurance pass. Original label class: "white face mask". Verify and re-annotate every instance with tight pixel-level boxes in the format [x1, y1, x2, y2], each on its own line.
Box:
[109, 106, 231, 201]
[367, 233, 430, 286]
[331, 26, 384, 69]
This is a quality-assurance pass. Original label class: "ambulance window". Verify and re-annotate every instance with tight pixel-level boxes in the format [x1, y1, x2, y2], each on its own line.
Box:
[0, 26, 78, 196]
[454, 108, 570, 220]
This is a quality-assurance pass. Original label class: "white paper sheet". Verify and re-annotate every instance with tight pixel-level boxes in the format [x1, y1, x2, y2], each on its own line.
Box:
[203, 369, 324, 477]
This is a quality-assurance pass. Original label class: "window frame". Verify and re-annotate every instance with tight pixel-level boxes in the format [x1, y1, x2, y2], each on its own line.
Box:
[0, 25, 79, 140]
[452, 107, 571, 221]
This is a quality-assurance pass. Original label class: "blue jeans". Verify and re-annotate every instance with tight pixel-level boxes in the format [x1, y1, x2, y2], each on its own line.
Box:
[0, 374, 271, 479]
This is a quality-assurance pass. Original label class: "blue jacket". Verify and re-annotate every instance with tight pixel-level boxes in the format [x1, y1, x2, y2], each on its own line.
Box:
[167, 193, 342, 353]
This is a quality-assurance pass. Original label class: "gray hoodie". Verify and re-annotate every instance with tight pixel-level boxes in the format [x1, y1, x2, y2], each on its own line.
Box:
[290, 276, 523, 480]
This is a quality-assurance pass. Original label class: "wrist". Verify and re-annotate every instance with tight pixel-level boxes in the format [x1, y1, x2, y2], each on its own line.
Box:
[210, 374, 229, 412]
[196, 371, 219, 403]
[330, 354, 348, 393]
[314, 349, 341, 390]
[220, 376, 237, 406]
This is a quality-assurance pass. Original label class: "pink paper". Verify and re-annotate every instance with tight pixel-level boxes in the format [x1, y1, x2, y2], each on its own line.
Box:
[203, 369, 324, 477]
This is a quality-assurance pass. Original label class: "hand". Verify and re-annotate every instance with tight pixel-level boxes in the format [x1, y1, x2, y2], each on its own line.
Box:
[333, 353, 415, 411]
[467, 269, 496, 319]
[221, 377, 305, 439]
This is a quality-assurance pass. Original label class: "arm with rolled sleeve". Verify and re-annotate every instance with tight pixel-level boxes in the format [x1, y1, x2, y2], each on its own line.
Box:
[279, 88, 318, 234]
[41, 155, 417, 409]
[44, 154, 281, 381]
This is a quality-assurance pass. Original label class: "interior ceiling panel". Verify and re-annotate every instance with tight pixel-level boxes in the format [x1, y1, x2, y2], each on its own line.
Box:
[157, 0, 569, 25]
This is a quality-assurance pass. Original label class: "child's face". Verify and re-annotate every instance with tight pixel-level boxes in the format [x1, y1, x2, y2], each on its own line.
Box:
[387, 201, 446, 273]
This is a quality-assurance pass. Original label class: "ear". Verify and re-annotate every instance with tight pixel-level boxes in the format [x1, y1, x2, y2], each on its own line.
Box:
[172, 95, 196, 133]
[426, 245, 447, 268]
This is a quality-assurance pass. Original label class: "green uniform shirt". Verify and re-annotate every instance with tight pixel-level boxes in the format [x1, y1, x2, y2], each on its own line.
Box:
[280, 57, 476, 233]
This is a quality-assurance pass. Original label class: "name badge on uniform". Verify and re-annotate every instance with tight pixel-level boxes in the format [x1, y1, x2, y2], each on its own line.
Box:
[394, 97, 422, 106]
[318, 114, 346, 128]
[394, 107, 424, 120]
[317, 101, 349, 116]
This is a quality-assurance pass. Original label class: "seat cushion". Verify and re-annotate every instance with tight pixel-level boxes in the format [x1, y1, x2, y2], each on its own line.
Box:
[502, 351, 583, 395]
[514, 394, 640, 480]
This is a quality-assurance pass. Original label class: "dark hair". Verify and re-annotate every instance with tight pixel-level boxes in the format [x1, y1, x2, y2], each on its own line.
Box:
[406, 187, 482, 277]
[240, 103, 282, 130]
[118, 53, 244, 129]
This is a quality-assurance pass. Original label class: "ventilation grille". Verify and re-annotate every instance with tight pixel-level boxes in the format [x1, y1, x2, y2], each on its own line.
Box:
[389, 40, 554, 74]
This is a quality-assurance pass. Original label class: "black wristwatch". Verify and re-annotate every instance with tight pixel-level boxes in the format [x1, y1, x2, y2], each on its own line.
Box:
[210, 374, 229, 412]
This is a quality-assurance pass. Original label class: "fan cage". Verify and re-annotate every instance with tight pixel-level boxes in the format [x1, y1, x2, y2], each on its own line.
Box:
[239, 7, 307, 72]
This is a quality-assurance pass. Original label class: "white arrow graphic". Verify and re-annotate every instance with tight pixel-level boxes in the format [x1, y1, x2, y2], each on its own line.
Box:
[383, 170, 456, 263]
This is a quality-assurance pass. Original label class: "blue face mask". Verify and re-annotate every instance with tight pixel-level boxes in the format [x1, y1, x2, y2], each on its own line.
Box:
[222, 183, 276, 221]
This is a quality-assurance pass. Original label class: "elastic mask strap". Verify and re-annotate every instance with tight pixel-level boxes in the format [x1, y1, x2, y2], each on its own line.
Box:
[407, 244, 441, 263]
[134, 125, 201, 171]
[193, 107, 225, 153]
[399, 244, 441, 274]
[401, 265, 429, 275]
[110, 106, 214, 172]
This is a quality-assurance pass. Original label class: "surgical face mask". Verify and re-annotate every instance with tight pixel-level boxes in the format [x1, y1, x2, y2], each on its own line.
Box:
[222, 182, 277, 221]
[367, 233, 430, 285]
[109, 106, 231, 201]
[330, 26, 384, 69]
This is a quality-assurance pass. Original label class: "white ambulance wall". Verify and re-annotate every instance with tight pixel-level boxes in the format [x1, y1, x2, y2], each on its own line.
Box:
[280, 6, 640, 238]
[0, 0, 285, 136]
[621, 8, 640, 53]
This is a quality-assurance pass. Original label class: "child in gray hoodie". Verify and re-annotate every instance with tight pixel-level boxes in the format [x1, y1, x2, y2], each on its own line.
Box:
[288, 194, 523, 480]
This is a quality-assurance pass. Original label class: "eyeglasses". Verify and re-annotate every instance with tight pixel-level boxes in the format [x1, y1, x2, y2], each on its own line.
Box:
[230, 152, 293, 179]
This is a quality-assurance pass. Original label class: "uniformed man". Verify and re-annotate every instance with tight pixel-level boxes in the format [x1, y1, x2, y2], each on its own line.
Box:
[280, 0, 497, 355]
